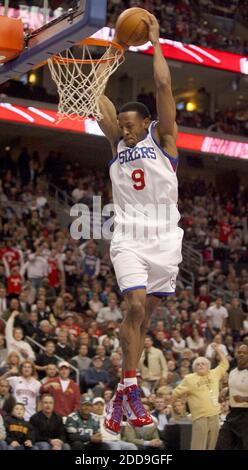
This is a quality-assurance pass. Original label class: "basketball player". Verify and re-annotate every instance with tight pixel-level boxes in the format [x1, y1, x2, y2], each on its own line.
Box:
[98, 14, 183, 433]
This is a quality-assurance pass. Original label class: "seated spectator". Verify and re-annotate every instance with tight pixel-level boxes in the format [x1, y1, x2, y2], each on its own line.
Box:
[57, 312, 82, 338]
[96, 294, 122, 326]
[151, 396, 171, 438]
[34, 320, 56, 348]
[78, 331, 97, 358]
[171, 329, 186, 356]
[0, 351, 20, 379]
[7, 360, 41, 420]
[65, 395, 109, 450]
[0, 414, 7, 450]
[92, 396, 137, 450]
[0, 333, 7, 366]
[4, 403, 37, 450]
[122, 405, 164, 450]
[89, 293, 103, 316]
[0, 379, 16, 415]
[83, 355, 110, 396]
[30, 394, 70, 450]
[40, 361, 80, 419]
[55, 330, 74, 360]
[24, 311, 40, 338]
[35, 340, 57, 380]
[99, 321, 120, 351]
[71, 344, 91, 375]
[40, 364, 58, 384]
[186, 326, 205, 356]
[170, 399, 191, 424]
[5, 311, 35, 361]
[205, 334, 228, 364]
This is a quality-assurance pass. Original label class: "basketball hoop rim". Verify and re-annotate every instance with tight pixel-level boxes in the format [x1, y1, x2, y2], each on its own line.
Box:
[50, 38, 124, 65]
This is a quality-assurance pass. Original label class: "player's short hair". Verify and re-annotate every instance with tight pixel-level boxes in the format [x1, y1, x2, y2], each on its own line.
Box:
[119, 101, 151, 119]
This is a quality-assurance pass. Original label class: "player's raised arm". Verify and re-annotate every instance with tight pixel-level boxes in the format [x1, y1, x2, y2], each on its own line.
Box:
[144, 15, 177, 147]
[98, 94, 119, 152]
[98, 36, 127, 153]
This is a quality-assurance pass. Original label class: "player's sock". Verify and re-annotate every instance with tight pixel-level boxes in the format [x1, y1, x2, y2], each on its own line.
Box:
[117, 382, 124, 391]
[124, 370, 137, 388]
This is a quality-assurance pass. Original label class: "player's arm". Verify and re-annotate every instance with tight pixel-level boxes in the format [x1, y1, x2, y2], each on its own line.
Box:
[98, 95, 119, 153]
[144, 14, 177, 155]
[97, 36, 127, 153]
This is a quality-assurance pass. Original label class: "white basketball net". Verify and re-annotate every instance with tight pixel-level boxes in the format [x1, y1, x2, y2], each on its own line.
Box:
[47, 40, 124, 122]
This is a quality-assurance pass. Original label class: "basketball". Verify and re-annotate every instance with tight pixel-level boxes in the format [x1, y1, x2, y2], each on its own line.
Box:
[115, 7, 150, 47]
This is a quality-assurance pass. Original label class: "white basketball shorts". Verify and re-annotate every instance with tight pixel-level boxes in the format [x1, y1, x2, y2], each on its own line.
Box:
[110, 227, 183, 296]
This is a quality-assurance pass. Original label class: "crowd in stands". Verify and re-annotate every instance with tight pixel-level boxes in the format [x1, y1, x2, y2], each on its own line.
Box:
[136, 88, 248, 138]
[107, 0, 248, 55]
[0, 144, 247, 449]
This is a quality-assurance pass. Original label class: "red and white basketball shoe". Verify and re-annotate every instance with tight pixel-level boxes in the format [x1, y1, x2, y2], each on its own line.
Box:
[104, 388, 124, 435]
[123, 384, 154, 428]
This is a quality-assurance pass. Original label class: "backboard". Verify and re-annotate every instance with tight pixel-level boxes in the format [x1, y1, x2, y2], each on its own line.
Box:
[0, 0, 107, 84]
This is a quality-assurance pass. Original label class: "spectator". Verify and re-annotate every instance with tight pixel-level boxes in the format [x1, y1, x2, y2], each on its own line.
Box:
[0, 414, 7, 450]
[7, 360, 40, 420]
[55, 330, 74, 361]
[4, 403, 37, 450]
[71, 344, 91, 375]
[0, 351, 20, 379]
[0, 333, 7, 366]
[96, 294, 122, 326]
[83, 355, 110, 396]
[227, 297, 246, 339]
[139, 336, 168, 392]
[30, 394, 70, 450]
[206, 297, 228, 331]
[5, 311, 35, 361]
[205, 334, 228, 363]
[65, 395, 109, 450]
[122, 405, 164, 450]
[35, 340, 57, 380]
[40, 361, 80, 418]
[0, 379, 16, 415]
[40, 364, 58, 385]
[173, 344, 228, 450]
[92, 396, 137, 450]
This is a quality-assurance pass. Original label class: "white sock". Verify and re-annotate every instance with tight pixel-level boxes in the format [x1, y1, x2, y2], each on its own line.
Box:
[124, 377, 137, 388]
[117, 383, 124, 392]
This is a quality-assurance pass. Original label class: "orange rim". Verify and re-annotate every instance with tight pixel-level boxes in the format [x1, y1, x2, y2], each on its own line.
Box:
[50, 38, 124, 65]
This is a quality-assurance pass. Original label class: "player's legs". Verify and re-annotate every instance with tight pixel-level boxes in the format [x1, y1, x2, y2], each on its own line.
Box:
[121, 288, 147, 371]
[136, 294, 161, 363]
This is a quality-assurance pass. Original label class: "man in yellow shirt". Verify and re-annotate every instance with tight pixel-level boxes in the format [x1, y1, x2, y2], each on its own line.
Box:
[172, 343, 228, 450]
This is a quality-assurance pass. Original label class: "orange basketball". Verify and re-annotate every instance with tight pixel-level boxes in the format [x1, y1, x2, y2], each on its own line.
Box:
[115, 7, 150, 47]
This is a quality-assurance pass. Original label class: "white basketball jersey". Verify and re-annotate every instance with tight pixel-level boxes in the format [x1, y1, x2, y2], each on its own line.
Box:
[109, 121, 180, 241]
[7, 376, 41, 420]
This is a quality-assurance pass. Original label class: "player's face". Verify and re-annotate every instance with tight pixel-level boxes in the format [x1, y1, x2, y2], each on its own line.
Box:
[118, 111, 149, 147]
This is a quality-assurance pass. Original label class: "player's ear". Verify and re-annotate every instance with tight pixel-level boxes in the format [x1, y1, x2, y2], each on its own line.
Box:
[143, 117, 150, 130]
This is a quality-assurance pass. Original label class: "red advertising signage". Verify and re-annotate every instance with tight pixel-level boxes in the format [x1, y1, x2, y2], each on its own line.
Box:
[0, 102, 248, 159]
[93, 28, 248, 75]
